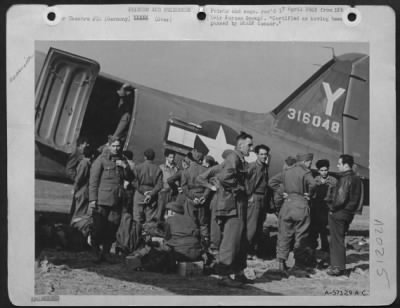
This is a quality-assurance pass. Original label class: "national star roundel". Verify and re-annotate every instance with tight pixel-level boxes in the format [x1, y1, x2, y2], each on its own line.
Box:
[193, 121, 238, 157]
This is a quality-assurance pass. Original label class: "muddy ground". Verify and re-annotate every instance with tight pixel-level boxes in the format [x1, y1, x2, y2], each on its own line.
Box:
[35, 179, 370, 297]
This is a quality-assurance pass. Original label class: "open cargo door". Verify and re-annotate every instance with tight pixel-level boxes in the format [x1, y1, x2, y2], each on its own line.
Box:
[35, 48, 100, 153]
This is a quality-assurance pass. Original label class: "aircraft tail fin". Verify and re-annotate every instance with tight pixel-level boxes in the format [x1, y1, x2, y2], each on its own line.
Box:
[271, 53, 369, 159]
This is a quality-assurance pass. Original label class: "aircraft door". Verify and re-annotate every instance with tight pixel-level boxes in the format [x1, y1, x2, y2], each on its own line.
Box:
[35, 48, 100, 154]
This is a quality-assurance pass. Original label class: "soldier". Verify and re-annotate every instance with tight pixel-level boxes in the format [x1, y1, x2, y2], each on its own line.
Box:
[66, 136, 90, 219]
[113, 83, 134, 144]
[70, 145, 92, 239]
[327, 154, 362, 277]
[88, 136, 132, 262]
[269, 153, 316, 272]
[246, 144, 270, 259]
[66, 136, 90, 181]
[197, 150, 233, 255]
[214, 132, 253, 287]
[158, 149, 178, 221]
[132, 148, 163, 224]
[272, 156, 297, 214]
[310, 159, 337, 255]
[167, 153, 191, 206]
[181, 150, 210, 249]
[165, 201, 203, 262]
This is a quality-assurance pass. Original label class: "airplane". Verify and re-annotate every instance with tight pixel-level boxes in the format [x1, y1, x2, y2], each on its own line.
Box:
[35, 47, 369, 204]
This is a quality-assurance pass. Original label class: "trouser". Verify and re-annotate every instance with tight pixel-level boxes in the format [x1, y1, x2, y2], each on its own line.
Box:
[209, 194, 222, 250]
[309, 203, 329, 252]
[276, 195, 311, 265]
[328, 211, 353, 270]
[215, 196, 248, 276]
[133, 191, 158, 224]
[157, 189, 174, 221]
[70, 187, 89, 221]
[247, 193, 267, 255]
[92, 204, 121, 254]
[184, 197, 210, 241]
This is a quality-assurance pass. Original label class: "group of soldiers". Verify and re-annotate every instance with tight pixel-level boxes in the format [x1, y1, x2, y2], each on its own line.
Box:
[66, 129, 362, 288]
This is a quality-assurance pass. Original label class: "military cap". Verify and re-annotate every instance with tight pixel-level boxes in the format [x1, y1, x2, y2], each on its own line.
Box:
[296, 153, 314, 162]
[285, 156, 297, 166]
[166, 201, 184, 214]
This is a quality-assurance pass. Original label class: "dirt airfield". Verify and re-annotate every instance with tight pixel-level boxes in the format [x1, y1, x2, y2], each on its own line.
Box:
[35, 179, 369, 297]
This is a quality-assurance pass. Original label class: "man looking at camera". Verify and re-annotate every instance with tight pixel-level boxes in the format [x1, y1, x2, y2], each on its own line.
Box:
[214, 132, 253, 287]
[88, 136, 132, 263]
[246, 144, 271, 260]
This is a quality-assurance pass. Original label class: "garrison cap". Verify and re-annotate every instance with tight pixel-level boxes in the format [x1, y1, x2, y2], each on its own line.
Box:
[296, 153, 314, 162]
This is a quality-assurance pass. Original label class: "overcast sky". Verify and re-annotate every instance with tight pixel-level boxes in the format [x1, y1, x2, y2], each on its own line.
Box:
[36, 41, 368, 113]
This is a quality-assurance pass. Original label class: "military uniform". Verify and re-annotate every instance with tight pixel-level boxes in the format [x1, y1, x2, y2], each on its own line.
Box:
[310, 175, 337, 252]
[89, 151, 132, 254]
[157, 163, 178, 221]
[197, 164, 224, 251]
[167, 170, 186, 206]
[70, 157, 92, 237]
[328, 170, 362, 271]
[181, 162, 210, 243]
[132, 160, 163, 224]
[165, 203, 203, 262]
[246, 160, 269, 256]
[213, 150, 248, 276]
[66, 149, 84, 218]
[269, 162, 316, 266]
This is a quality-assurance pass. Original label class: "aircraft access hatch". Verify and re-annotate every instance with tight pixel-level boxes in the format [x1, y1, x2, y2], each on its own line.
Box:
[35, 48, 100, 154]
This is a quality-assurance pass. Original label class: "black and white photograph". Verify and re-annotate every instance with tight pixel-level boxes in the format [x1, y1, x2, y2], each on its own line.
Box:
[6, 4, 396, 306]
[33, 40, 370, 296]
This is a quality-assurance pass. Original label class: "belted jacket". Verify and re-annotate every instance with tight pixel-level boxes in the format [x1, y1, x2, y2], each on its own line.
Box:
[132, 160, 163, 198]
[269, 163, 316, 197]
[214, 150, 248, 216]
[181, 162, 208, 200]
[89, 152, 133, 206]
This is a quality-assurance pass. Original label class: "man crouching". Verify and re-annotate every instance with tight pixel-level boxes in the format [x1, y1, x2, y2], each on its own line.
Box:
[164, 201, 203, 262]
